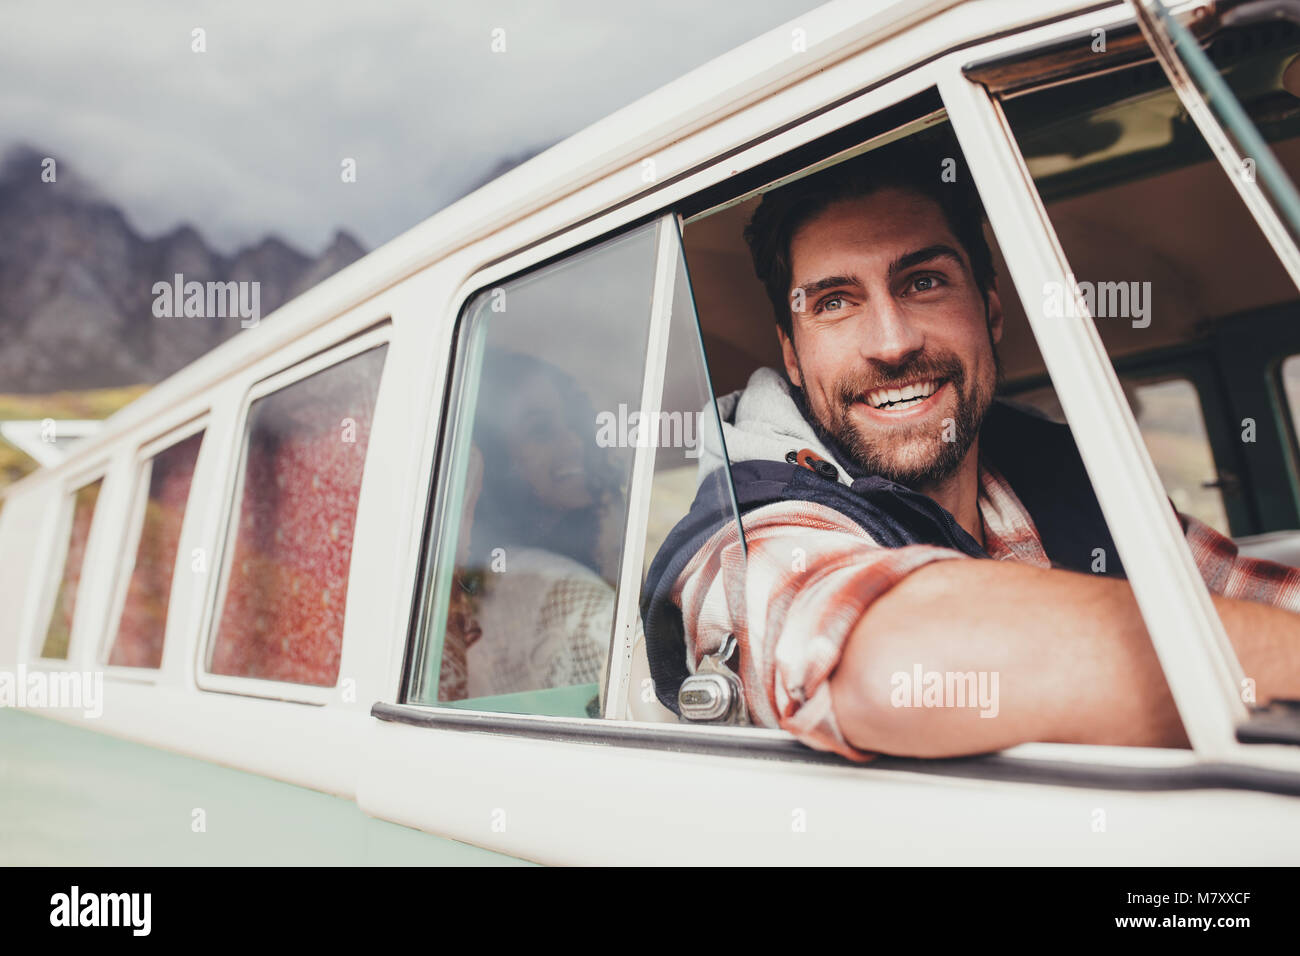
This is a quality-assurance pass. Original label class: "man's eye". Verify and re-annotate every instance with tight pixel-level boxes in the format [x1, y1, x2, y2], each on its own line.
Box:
[817, 295, 847, 313]
[908, 275, 942, 293]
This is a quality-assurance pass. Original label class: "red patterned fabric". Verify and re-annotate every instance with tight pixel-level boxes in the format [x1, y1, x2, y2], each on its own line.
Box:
[41, 479, 102, 659]
[111, 431, 204, 668]
[209, 347, 386, 686]
[673, 459, 1300, 762]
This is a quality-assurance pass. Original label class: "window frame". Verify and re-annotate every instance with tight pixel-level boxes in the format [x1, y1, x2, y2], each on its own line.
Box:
[951, 65, 1258, 751]
[1269, 347, 1300, 517]
[1113, 357, 1247, 535]
[1196, 307, 1300, 532]
[1007, 351, 1253, 536]
[945, 8, 1300, 762]
[196, 324, 392, 705]
[603, 217, 708, 718]
[387, 1, 1300, 780]
[98, 414, 209, 681]
[397, 59, 956, 728]
[27, 460, 113, 669]
[401, 215, 684, 716]
[1126, 0, 1300, 288]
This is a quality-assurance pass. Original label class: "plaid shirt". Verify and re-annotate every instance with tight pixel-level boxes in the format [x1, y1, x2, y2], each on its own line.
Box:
[671, 459, 1300, 762]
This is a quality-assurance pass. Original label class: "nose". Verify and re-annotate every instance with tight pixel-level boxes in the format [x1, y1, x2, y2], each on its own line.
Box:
[861, 295, 924, 367]
[554, 419, 584, 459]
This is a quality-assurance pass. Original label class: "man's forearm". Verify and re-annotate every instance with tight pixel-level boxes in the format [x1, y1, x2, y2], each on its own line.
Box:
[828, 559, 1300, 758]
[1214, 592, 1300, 704]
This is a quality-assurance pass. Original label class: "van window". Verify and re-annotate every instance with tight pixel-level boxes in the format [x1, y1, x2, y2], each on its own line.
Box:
[669, 109, 1197, 746]
[40, 477, 103, 659]
[207, 345, 387, 686]
[1281, 354, 1300, 451]
[999, 20, 1300, 542]
[407, 224, 663, 717]
[108, 429, 205, 668]
[1012, 376, 1231, 535]
[1127, 376, 1230, 534]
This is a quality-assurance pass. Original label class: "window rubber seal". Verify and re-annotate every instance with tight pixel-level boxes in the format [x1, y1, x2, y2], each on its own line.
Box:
[372, 701, 1300, 798]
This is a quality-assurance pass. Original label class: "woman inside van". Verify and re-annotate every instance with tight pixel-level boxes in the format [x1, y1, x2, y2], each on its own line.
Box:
[439, 350, 622, 710]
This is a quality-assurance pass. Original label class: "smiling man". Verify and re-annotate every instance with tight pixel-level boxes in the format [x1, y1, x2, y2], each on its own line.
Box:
[640, 132, 1300, 761]
[774, 185, 1000, 534]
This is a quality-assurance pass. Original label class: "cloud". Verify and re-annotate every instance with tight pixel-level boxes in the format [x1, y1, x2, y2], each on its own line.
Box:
[1, 0, 821, 255]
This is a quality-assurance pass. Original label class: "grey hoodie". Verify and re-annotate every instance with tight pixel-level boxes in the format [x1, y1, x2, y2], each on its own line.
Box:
[696, 366, 852, 491]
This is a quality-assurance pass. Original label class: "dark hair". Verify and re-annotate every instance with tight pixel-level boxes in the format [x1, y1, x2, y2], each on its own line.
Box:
[743, 128, 996, 340]
[467, 349, 620, 574]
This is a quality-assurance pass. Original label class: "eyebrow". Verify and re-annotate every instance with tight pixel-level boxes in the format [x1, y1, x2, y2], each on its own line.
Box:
[888, 243, 966, 279]
[799, 273, 861, 298]
[794, 244, 968, 301]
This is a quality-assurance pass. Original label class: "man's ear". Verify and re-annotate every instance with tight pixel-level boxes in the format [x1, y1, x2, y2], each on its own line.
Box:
[986, 284, 1004, 346]
[778, 326, 802, 388]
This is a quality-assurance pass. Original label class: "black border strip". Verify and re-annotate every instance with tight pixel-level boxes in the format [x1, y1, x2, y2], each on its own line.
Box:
[372, 701, 1300, 798]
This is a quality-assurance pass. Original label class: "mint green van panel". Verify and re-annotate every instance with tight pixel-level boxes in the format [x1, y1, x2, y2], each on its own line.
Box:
[0, 709, 530, 865]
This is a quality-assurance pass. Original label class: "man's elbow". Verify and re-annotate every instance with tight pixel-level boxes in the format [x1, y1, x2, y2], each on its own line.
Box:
[828, 596, 1004, 759]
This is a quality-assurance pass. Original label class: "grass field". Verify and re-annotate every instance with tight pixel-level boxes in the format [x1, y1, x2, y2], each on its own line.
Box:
[0, 385, 149, 493]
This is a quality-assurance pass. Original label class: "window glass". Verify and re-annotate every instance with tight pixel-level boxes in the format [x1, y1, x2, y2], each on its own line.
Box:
[630, 232, 748, 720]
[108, 430, 205, 668]
[997, 23, 1300, 742]
[1133, 0, 1300, 252]
[1128, 377, 1230, 533]
[644, 248, 745, 571]
[1001, 26, 1300, 542]
[408, 224, 662, 717]
[1283, 354, 1300, 439]
[1012, 377, 1230, 534]
[40, 477, 103, 659]
[207, 345, 387, 685]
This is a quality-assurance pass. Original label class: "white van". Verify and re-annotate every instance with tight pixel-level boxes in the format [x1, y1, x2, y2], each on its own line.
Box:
[4, 0, 1300, 865]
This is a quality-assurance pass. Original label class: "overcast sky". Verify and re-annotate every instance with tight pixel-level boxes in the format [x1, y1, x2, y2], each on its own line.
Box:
[1, 0, 826, 256]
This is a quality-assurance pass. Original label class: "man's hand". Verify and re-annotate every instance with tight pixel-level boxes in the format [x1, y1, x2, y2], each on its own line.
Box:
[828, 559, 1300, 758]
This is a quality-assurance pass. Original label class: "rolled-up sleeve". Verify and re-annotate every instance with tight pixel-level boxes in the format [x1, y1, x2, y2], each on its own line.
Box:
[671, 499, 967, 761]
[1182, 513, 1300, 613]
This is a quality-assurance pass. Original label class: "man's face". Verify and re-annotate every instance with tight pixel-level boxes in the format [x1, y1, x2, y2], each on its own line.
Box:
[781, 187, 1002, 489]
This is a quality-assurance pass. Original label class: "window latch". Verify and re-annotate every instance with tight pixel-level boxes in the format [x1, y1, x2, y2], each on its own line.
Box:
[1237, 698, 1300, 747]
[1201, 471, 1241, 492]
[678, 634, 749, 725]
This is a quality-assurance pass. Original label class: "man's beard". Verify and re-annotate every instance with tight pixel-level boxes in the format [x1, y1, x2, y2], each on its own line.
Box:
[799, 350, 995, 490]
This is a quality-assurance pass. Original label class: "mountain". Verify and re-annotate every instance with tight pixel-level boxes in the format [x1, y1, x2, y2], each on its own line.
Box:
[0, 145, 367, 393]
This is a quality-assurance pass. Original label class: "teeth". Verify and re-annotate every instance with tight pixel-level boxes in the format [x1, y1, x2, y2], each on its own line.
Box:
[865, 379, 939, 409]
